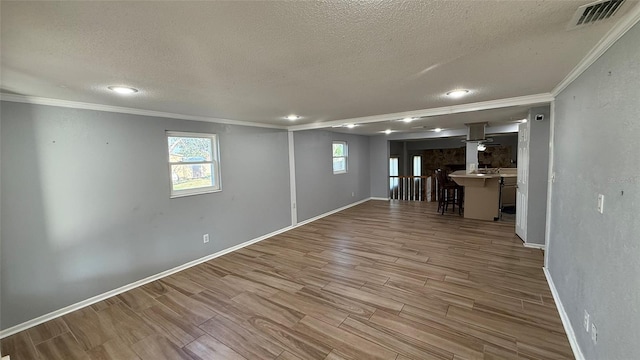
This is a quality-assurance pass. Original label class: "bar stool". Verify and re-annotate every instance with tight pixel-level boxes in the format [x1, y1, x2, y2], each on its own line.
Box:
[436, 169, 460, 215]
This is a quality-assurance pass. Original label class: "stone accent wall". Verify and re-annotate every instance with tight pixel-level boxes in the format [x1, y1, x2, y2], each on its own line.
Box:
[421, 145, 513, 174]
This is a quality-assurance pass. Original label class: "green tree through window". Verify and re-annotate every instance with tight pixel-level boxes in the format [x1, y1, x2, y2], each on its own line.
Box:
[332, 141, 348, 174]
[167, 131, 221, 197]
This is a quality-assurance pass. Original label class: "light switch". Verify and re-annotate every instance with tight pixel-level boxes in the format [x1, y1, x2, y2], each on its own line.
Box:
[597, 194, 604, 214]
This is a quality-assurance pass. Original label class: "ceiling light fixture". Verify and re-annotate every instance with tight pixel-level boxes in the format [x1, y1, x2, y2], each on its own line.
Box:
[519, 119, 528, 123]
[477, 143, 487, 152]
[384, 129, 393, 135]
[445, 89, 470, 98]
[108, 86, 138, 95]
[402, 117, 415, 123]
[286, 114, 301, 121]
[434, 128, 443, 132]
[346, 124, 356, 129]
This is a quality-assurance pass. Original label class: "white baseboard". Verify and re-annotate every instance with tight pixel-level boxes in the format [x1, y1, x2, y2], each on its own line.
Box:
[295, 197, 373, 227]
[0, 197, 377, 339]
[543, 267, 585, 360]
[369, 197, 389, 201]
[523, 242, 546, 250]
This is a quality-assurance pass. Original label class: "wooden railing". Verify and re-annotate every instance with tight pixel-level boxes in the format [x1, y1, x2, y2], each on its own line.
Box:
[389, 175, 435, 201]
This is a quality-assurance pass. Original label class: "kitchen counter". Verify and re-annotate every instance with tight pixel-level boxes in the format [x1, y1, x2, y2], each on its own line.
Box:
[448, 170, 517, 179]
[449, 169, 516, 221]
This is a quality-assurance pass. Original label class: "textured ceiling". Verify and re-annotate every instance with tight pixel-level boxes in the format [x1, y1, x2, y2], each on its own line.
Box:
[1, 1, 636, 130]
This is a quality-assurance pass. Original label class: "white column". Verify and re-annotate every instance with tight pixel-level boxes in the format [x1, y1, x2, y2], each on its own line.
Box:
[288, 131, 297, 226]
[466, 141, 478, 173]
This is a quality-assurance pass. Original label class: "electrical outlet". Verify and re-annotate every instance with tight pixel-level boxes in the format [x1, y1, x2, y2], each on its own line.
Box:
[591, 323, 597, 344]
[597, 194, 604, 214]
[203, 234, 209, 244]
[584, 310, 590, 331]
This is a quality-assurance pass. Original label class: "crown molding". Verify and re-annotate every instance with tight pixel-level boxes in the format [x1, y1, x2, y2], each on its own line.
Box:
[0, 93, 287, 130]
[552, 1, 640, 96]
[383, 122, 519, 141]
[287, 93, 553, 132]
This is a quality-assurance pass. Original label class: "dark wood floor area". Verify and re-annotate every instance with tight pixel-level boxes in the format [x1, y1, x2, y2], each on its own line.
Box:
[1, 200, 573, 360]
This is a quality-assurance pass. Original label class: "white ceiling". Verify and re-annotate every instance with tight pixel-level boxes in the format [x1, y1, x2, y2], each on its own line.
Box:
[329, 105, 530, 135]
[1, 1, 637, 133]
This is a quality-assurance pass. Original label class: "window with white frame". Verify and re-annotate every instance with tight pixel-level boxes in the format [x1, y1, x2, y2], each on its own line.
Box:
[332, 141, 348, 174]
[167, 131, 221, 198]
[413, 155, 422, 176]
[389, 157, 399, 190]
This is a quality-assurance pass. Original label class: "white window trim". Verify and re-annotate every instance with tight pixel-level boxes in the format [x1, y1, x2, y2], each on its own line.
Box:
[167, 131, 222, 198]
[332, 141, 348, 174]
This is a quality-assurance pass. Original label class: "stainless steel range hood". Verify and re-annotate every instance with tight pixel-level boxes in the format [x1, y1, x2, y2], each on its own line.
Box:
[464, 122, 492, 142]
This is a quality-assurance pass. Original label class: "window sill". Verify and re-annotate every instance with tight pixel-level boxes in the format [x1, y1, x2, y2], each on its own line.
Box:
[170, 188, 221, 199]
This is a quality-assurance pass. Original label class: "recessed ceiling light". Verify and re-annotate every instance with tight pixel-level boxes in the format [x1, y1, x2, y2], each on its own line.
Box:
[402, 117, 415, 123]
[384, 129, 393, 135]
[519, 119, 528, 123]
[346, 124, 356, 129]
[445, 89, 470, 98]
[108, 86, 138, 95]
[434, 128, 443, 132]
[285, 114, 301, 121]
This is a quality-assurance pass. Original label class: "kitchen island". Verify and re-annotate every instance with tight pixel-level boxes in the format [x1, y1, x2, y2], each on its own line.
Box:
[448, 169, 517, 221]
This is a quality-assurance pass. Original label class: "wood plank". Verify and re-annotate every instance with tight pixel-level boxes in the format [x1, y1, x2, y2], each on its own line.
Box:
[323, 349, 357, 360]
[130, 335, 193, 360]
[268, 290, 349, 327]
[199, 315, 284, 360]
[339, 316, 454, 360]
[276, 351, 302, 360]
[322, 282, 404, 313]
[27, 317, 70, 345]
[297, 286, 377, 320]
[369, 310, 485, 360]
[247, 316, 332, 359]
[183, 334, 246, 360]
[155, 290, 217, 326]
[87, 338, 141, 360]
[117, 288, 159, 312]
[293, 315, 397, 360]
[231, 292, 305, 328]
[35, 332, 90, 360]
[0, 331, 40, 359]
[399, 305, 517, 352]
[90, 298, 121, 312]
[62, 307, 116, 351]
[141, 304, 204, 347]
[96, 303, 155, 346]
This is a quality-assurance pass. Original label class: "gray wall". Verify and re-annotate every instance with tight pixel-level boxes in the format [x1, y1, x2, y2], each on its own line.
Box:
[294, 130, 370, 222]
[549, 21, 640, 359]
[0, 101, 292, 329]
[369, 135, 390, 198]
[524, 106, 550, 245]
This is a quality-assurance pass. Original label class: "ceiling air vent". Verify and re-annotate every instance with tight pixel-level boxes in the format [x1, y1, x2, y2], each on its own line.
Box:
[568, 0, 626, 29]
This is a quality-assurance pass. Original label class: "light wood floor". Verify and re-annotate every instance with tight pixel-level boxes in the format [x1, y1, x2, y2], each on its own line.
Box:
[1, 200, 573, 360]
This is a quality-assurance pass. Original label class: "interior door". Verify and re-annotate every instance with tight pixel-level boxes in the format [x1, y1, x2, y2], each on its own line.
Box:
[516, 122, 528, 241]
